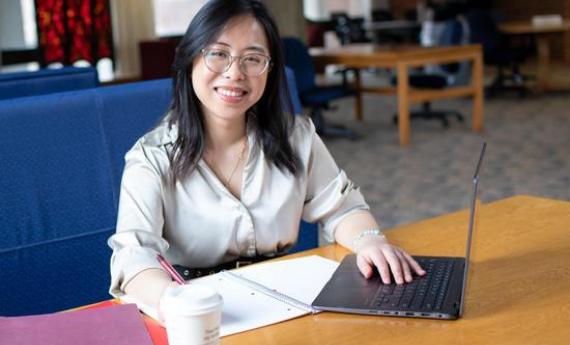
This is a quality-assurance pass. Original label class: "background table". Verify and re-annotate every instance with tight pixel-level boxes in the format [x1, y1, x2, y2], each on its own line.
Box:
[500, 20, 570, 93]
[310, 43, 484, 145]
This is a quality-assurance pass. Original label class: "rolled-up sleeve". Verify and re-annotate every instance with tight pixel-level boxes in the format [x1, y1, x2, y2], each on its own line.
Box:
[107, 141, 169, 296]
[301, 121, 369, 242]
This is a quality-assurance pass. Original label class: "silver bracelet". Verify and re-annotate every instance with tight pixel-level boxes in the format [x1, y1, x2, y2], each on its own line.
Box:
[352, 229, 386, 248]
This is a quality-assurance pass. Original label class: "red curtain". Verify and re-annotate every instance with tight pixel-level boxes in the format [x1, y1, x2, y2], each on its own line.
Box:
[35, 0, 113, 66]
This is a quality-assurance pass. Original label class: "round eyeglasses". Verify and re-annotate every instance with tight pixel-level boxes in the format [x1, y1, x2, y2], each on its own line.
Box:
[201, 48, 271, 77]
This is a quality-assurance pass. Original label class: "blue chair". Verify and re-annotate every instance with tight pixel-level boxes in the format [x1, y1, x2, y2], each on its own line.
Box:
[283, 67, 319, 253]
[0, 66, 99, 100]
[282, 67, 302, 115]
[281, 37, 358, 139]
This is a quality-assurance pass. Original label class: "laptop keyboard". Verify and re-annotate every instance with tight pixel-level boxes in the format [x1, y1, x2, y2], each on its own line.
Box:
[373, 258, 454, 311]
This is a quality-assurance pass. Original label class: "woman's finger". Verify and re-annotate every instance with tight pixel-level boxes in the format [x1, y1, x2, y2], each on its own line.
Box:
[395, 249, 413, 283]
[356, 252, 374, 279]
[367, 250, 391, 284]
[381, 247, 404, 284]
[402, 251, 426, 276]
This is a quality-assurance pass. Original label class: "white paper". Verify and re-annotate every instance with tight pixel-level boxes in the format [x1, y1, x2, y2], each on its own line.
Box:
[194, 255, 339, 336]
[233, 255, 339, 306]
[119, 255, 339, 337]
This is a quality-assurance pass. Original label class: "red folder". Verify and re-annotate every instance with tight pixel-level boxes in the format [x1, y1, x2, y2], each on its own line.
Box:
[0, 303, 156, 345]
[81, 300, 168, 345]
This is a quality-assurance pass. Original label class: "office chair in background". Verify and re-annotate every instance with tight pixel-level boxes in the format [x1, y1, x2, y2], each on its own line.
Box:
[369, 9, 401, 44]
[466, 9, 532, 97]
[281, 37, 358, 139]
[392, 19, 468, 128]
[331, 13, 370, 45]
[329, 13, 371, 87]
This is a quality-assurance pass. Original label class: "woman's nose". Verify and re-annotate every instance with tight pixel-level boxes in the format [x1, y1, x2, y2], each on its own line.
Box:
[223, 59, 245, 80]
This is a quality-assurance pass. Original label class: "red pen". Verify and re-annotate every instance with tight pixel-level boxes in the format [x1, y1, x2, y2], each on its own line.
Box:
[157, 254, 186, 285]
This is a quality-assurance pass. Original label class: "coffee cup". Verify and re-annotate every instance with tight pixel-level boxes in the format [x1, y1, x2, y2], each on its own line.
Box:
[161, 284, 223, 345]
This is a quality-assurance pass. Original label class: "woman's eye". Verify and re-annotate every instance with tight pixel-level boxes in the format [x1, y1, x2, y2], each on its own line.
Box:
[209, 50, 229, 58]
[243, 55, 262, 64]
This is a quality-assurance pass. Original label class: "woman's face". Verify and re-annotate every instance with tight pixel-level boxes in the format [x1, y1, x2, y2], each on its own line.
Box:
[192, 15, 270, 126]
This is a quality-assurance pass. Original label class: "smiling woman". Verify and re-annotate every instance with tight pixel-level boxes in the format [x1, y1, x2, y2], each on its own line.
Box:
[190, 15, 271, 143]
[107, 0, 424, 319]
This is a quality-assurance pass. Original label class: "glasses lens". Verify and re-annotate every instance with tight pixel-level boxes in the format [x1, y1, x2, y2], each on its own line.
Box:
[240, 54, 269, 76]
[203, 49, 230, 73]
[203, 49, 270, 76]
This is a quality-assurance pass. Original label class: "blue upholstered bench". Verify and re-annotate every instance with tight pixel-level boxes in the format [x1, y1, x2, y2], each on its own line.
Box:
[0, 66, 99, 100]
[0, 79, 171, 316]
[0, 68, 316, 316]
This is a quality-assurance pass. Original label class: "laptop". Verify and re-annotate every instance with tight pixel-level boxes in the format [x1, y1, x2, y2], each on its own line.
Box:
[312, 143, 486, 320]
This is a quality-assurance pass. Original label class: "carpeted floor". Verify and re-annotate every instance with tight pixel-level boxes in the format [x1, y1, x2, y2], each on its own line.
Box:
[316, 72, 570, 232]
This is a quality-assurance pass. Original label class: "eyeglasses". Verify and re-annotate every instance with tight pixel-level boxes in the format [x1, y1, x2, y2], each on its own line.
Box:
[201, 48, 271, 77]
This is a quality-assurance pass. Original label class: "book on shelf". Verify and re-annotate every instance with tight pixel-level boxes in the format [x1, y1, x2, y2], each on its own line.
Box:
[119, 255, 339, 336]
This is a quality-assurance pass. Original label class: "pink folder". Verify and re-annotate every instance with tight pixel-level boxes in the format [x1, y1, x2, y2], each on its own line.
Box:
[0, 303, 154, 345]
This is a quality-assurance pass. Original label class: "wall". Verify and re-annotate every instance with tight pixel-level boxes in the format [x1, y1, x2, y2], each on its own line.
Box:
[389, 0, 417, 19]
[265, 0, 306, 40]
[0, 1, 26, 49]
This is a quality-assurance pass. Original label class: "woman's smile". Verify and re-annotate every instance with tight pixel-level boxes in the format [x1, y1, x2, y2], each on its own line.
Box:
[214, 86, 249, 104]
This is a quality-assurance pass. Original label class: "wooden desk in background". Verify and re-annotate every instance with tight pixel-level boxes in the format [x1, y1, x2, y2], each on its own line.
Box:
[500, 20, 570, 93]
[223, 195, 569, 345]
[309, 44, 484, 145]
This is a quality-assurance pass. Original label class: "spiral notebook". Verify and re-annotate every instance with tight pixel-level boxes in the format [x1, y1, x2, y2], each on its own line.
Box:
[120, 255, 339, 336]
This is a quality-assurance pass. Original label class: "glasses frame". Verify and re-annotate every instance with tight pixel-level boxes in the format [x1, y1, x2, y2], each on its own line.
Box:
[201, 48, 272, 77]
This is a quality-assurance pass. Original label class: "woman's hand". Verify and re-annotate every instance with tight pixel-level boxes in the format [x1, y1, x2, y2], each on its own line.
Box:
[355, 237, 426, 284]
[332, 211, 425, 284]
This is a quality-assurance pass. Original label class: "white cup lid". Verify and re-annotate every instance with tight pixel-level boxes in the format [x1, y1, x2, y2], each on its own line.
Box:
[162, 284, 223, 315]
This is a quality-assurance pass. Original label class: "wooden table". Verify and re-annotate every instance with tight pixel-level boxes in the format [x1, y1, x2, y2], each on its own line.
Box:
[500, 20, 570, 93]
[310, 43, 484, 145]
[223, 195, 570, 345]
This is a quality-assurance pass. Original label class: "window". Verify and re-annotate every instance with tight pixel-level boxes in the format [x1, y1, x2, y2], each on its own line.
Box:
[21, 0, 38, 48]
[0, 0, 38, 71]
[303, 0, 371, 21]
[0, 0, 36, 50]
[153, 0, 209, 37]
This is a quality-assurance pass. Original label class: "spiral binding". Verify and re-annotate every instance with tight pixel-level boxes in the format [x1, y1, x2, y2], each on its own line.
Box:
[221, 270, 320, 314]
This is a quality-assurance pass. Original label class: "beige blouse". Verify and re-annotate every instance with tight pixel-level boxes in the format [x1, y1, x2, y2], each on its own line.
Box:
[108, 116, 368, 294]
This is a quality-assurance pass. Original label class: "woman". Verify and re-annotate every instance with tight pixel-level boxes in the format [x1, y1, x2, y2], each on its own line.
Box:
[108, 0, 425, 312]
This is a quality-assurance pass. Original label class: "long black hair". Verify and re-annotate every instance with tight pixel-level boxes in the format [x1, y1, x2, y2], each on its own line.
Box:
[166, 0, 300, 182]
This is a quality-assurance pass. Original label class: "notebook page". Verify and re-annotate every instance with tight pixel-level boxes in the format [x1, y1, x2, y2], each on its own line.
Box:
[193, 273, 313, 336]
[120, 269, 321, 337]
[232, 255, 339, 306]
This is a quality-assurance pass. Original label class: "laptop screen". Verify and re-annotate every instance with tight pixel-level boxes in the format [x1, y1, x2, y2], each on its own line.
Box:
[459, 142, 486, 316]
